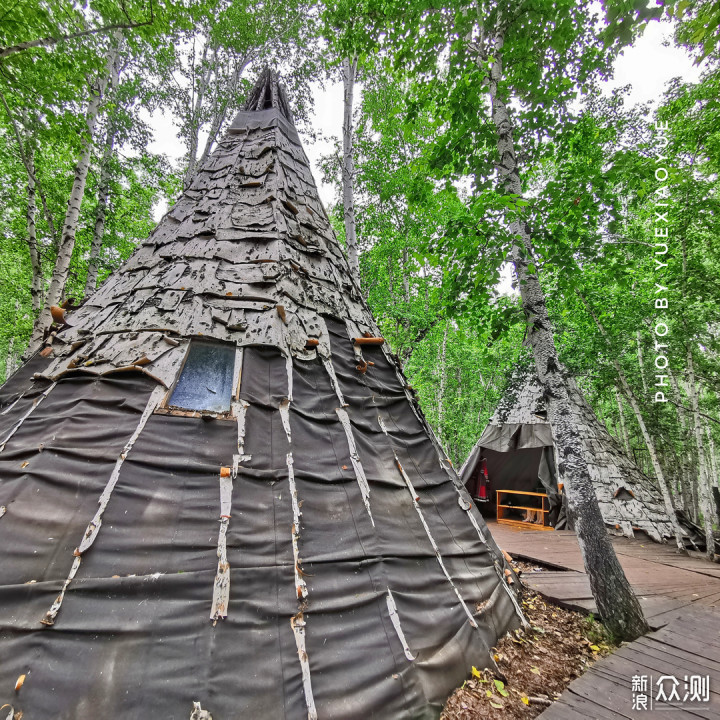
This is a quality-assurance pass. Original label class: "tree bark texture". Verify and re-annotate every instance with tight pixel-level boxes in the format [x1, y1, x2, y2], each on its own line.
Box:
[84, 43, 123, 297]
[614, 385, 631, 454]
[184, 43, 214, 189]
[25, 149, 43, 314]
[342, 55, 360, 279]
[29, 41, 120, 353]
[579, 294, 686, 550]
[196, 53, 253, 171]
[482, 26, 648, 641]
[687, 348, 716, 560]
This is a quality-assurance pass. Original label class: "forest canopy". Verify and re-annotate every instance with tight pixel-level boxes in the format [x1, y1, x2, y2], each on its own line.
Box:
[0, 0, 718, 544]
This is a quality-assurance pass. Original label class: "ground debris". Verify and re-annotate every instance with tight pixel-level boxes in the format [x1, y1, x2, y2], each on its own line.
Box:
[441, 563, 615, 719]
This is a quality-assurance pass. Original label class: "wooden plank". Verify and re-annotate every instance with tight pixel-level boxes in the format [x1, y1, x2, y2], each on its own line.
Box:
[631, 638, 720, 681]
[539, 692, 627, 720]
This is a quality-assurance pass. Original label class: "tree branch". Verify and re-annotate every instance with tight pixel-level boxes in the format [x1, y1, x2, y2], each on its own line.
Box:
[0, 1, 154, 60]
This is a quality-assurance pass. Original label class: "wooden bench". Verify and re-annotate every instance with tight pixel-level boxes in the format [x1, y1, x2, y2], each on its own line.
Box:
[496, 489, 553, 530]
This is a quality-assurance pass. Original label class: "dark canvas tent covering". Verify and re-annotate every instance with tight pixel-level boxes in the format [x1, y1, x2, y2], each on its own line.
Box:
[459, 364, 676, 542]
[0, 70, 522, 719]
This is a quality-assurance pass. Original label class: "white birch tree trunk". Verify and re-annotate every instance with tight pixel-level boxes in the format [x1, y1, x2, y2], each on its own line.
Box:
[687, 348, 716, 560]
[28, 41, 120, 353]
[25, 148, 43, 314]
[84, 126, 115, 296]
[482, 26, 648, 641]
[184, 43, 214, 189]
[342, 55, 360, 279]
[196, 53, 253, 171]
[438, 323, 448, 443]
[706, 420, 718, 490]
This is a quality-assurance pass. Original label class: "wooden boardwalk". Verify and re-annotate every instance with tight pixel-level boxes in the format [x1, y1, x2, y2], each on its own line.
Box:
[488, 522, 720, 718]
[490, 522, 720, 626]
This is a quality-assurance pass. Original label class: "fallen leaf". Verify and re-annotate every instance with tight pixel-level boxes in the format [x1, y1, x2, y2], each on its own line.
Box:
[494, 679, 509, 697]
[490, 701, 503, 709]
[590, 644, 600, 652]
[521, 696, 530, 705]
[471, 666, 481, 678]
[530, 666, 540, 675]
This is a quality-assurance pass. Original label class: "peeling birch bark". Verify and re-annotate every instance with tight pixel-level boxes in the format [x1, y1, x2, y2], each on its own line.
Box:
[210, 471, 233, 623]
[290, 611, 318, 720]
[0, 382, 56, 454]
[190, 701, 213, 720]
[279, 400, 292, 443]
[322, 358, 347, 407]
[386, 589, 416, 661]
[40, 385, 164, 625]
[0, 506, 6, 519]
[379, 416, 477, 627]
[335, 407, 374, 525]
[286, 453, 307, 600]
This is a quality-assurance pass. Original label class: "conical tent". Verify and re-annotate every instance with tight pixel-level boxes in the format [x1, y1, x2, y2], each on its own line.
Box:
[459, 363, 676, 542]
[0, 70, 522, 719]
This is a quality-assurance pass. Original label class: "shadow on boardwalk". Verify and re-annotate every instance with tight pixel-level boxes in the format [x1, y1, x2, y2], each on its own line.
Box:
[490, 522, 720, 718]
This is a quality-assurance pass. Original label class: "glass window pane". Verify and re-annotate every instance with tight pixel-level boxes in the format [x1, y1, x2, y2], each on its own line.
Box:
[169, 342, 235, 413]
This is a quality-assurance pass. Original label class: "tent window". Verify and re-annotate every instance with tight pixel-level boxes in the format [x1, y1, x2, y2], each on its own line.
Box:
[168, 341, 235, 413]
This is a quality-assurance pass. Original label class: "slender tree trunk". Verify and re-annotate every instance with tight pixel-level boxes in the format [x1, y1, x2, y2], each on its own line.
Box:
[0, 97, 59, 248]
[706, 420, 718, 489]
[687, 349, 716, 560]
[84, 127, 115, 296]
[668, 367, 695, 517]
[84, 42, 122, 297]
[578, 293, 685, 550]
[401, 246, 410, 303]
[614, 385, 631, 454]
[438, 323, 448, 442]
[28, 41, 120, 353]
[25, 148, 43, 314]
[342, 55, 360, 279]
[482, 27, 648, 641]
[196, 53, 252, 170]
[636, 331, 648, 395]
[184, 43, 214, 188]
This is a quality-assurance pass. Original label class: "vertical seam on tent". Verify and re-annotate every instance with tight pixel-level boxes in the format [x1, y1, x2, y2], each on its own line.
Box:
[386, 589, 416, 661]
[323, 359, 374, 525]
[40, 384, 165, 626]
[281, 360, 317, 720]
[0, 382, 56, 454]
[319, 354, 417, 706]
[378, 415, 478, 629]
[210, 467, 233, 623]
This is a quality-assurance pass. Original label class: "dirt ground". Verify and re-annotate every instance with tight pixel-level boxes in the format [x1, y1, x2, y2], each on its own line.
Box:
[441, 561, 616, 719]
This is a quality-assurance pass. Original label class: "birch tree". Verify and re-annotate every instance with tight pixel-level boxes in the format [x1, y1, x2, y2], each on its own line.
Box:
[341, 55, 360, 278]
[340, 0, 656, 640]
